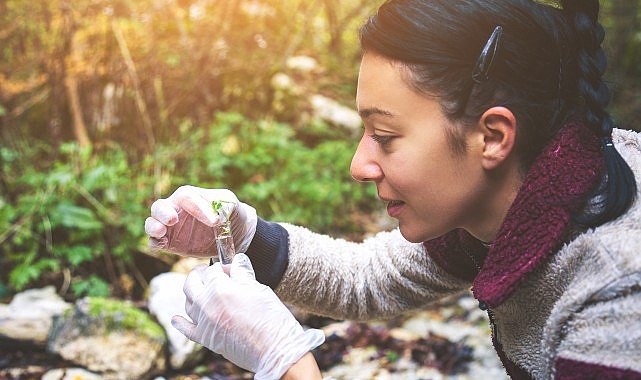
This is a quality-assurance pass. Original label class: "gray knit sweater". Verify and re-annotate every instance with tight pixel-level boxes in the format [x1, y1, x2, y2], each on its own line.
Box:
[247, 128, 641, 379]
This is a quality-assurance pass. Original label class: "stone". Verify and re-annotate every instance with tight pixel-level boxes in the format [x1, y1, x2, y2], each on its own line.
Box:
[48, 297, 166, 380]
[148, 272, 203, 369]
[310, 94, 362, 132]
[42, 367, 103, 380]
[0, 286, 71, 345]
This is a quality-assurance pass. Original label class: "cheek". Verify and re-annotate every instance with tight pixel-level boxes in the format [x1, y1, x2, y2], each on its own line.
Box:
[382, 161, 421, 192]
[394, 157, 467, 215]
[388, 155, 444, 192]
[387, 167, 434, 207]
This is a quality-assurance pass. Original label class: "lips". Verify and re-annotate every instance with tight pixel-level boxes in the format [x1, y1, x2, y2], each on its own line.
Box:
[386, 200, 405, 217]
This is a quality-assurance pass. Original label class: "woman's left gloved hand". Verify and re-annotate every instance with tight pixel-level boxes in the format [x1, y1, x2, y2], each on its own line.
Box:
[171, 253, 325, 380]
[145, 186, 257, 257]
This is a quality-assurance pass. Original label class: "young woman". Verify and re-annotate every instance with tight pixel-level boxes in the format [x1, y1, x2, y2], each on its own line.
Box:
[145, 0, 641, 378]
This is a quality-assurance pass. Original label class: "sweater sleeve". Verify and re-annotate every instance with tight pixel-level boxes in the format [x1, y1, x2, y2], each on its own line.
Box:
[274, 223, 471, 321]
[244, 217, 290, 289]
[553, 274, 641, 379]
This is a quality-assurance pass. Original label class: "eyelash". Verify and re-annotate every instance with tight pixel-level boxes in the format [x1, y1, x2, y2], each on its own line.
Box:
[370, 133, 394, 148]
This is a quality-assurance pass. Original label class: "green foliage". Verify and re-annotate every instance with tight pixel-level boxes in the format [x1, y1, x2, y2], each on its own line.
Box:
[0, 140, 153, 295]
[71, 275, 111, 298]
[212, 199, 233, 214]
[0, 112, 379, 296]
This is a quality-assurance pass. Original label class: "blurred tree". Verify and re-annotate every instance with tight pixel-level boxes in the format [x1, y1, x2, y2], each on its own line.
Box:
[1, 0, 640, 150]
[61, 0, 92, 147]
[322, 0, 377, 62]
[604, 0, 640, 76]
[600, 0, 641, 129]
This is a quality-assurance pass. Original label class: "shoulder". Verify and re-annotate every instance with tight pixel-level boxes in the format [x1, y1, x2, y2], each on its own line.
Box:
[555, 190, 641, 301]
[563, 224, 641, 281]
[552, 157, 641, 295]
[613, 127, 641, 145]
[591, 128, 641, 253]
[613, 128, 641, 169]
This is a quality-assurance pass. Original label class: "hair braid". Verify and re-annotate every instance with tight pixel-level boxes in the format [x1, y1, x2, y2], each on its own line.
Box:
[562, 0, 637, 227]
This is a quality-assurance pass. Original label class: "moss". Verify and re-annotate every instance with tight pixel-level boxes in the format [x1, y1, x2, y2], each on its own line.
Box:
[84, 297, 165, 342]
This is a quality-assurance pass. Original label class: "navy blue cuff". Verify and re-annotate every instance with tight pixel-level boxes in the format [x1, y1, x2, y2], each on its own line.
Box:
[245, 218, 290, 289]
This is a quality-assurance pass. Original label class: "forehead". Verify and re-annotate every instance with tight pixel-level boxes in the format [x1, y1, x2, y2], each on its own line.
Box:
[357, 53, 404, 100]
[356, 52, 437, 119]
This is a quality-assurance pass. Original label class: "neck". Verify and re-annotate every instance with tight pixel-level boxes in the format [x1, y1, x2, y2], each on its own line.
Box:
[466, 159, 523, 244]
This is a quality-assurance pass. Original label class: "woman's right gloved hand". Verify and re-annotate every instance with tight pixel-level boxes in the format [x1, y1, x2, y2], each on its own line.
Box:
[171, 254, 325, 379]
[144, 186, 257, 257]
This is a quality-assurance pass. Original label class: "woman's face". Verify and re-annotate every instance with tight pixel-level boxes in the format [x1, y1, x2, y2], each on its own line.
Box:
[352, 52, 493, 243]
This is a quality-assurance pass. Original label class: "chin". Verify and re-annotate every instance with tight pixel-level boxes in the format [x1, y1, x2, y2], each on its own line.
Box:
[399, 224, 447, 243]
[398, 226, 427, 243]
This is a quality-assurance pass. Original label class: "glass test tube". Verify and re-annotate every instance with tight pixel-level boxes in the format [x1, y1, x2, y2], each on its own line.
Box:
[215, 208, 236, 265]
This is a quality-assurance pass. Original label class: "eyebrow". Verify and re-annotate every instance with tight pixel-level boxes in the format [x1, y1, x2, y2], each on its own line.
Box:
[358, 107, 395, 119]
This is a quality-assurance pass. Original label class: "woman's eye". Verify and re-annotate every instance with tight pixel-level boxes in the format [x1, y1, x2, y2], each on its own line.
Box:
[371, 133, 394, 148]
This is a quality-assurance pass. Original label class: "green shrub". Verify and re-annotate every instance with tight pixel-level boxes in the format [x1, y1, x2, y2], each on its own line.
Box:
[0, 112, 379, 297]
[0, 141, 153, 296]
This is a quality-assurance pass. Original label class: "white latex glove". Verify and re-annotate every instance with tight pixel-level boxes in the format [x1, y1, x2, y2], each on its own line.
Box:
[171, 254, 325, 379]
[145, 186, 257, 257]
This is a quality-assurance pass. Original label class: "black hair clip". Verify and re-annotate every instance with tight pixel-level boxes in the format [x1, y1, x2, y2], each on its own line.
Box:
[472, 26, 503, 83]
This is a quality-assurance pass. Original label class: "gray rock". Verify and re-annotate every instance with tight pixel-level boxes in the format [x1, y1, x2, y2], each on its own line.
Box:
[0, 286, 71, 344]
[48, 297, 166, 380]
[148, 272, 203, 369]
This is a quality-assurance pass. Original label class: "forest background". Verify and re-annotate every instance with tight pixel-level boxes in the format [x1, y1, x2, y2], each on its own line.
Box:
[1, 0, 641, 303]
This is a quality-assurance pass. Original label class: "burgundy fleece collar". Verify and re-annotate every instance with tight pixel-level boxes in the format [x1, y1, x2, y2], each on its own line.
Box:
[424, 121, 604, 308]
[472, 121, 603, 307]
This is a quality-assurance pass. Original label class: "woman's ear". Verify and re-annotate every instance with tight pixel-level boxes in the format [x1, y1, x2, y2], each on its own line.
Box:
[478, 106, 517, 170]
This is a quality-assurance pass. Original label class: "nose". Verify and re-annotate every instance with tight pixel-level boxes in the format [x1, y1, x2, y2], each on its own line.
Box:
[350, 135, 383, 182]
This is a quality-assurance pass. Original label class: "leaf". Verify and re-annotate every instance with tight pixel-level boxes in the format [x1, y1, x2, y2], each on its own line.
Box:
[82, 165, 109, 191]
[49, 202, 102, 230]
[65, 245, 94, 266]
[9, 263, 41, 291]
[71, 275, 110, 297]
[35, 258, 61, 272]
[46, 171, 74, 186]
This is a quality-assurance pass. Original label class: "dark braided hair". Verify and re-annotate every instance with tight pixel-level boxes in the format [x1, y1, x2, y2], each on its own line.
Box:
[359, 0, 637, 228]
[561, 0, 637, 226]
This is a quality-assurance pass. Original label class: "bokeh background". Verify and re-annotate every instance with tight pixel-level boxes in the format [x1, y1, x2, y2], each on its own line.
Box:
[1, 0, 641, 304]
